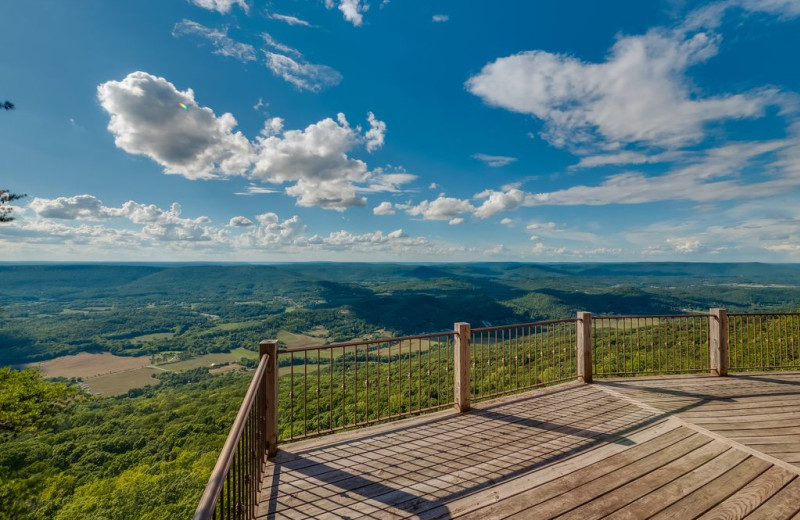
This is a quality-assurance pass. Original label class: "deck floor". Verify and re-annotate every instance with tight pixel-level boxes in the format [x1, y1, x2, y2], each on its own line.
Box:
[258, 372, 800, 519]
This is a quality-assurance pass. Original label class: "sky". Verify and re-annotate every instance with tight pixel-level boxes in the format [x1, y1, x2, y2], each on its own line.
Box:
[2, 0, 800, 262]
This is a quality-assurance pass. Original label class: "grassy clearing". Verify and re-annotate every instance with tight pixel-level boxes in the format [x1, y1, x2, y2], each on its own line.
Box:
[156, 347, 257, 371]
[211, 320, 263, 332]
[277, 330, 326, 349]
[24, 352, 150, 379]
[83, 367, 161, 396]
[129, 332, 174, 344]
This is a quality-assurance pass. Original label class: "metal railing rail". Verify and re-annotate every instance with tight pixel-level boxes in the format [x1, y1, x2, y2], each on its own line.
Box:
[193, 354, 269, 520]
[277, 331, 457, 442]
[728, 312, 800, 371]
[470, 319, 577, 402]
[592, 314, 712, 377]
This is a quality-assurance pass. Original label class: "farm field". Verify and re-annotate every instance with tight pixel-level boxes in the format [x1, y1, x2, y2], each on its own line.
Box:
[83, 367, 162, 396]
[23, 352, 150, 379]
[155, 347, 258, 371]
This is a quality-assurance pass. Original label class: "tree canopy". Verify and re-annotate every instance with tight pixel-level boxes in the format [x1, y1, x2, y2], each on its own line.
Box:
[0, 190, 26, 223]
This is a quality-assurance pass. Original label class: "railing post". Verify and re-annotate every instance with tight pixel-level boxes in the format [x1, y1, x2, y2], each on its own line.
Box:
[709, 309, 729, 376]
[577, 312, 593, 384]
[454, 322, 471, 412]
[260, 339, 279, 457]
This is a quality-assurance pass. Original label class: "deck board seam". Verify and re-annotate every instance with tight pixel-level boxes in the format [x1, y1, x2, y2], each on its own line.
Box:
[595, 382, 800, 477]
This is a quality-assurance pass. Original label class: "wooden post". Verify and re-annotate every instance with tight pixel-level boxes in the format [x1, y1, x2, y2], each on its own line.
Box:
[577, 312, 593, 384]
[260, 339, 279, 457]
[454, 322, 471, 412]
[709, 309, 729, 377]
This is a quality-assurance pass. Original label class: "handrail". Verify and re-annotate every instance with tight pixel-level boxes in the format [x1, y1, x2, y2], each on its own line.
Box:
[193, 354, 269, 520]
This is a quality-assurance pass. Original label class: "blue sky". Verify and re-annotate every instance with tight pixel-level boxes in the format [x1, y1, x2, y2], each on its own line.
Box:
[2, 0, 800, 261]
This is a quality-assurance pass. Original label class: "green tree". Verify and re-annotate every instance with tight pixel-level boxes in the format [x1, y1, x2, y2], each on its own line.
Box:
[0, 190, 26, 222]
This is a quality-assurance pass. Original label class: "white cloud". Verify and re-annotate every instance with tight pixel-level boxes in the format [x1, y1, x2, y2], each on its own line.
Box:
[473, 188, 526, 218]
[365, 112, 387, 152]
[449, 217, 465, 225]
[252, 113, 412, 210]
[500, 218, 514, 226]
[361, 171, 416, 193]
[28, 196, 215, 242]
[268, 13, 312, 26]
[173, 20, 256, 62]
[188, 0, 249, 14]
[228, 216, 253, 227]
[466, 25, 783, 152]
[472, 153, 517, 167]
[261, 33, 303, 59]
[98, 72, 402, 211]
[97, 71, 252, 180]
[405, 195, 475, 221]
[432, 14, 449, 22]
[9, 196, 476, 260]
[428, 182, 439, 190]
[326, 0, 369, 26]
[29, 195, 105, 220]
[571, 150, 683, 169]
[264, 51, 343, 92]
[373, 201, 395, 215]
[234, 184, 280, 195]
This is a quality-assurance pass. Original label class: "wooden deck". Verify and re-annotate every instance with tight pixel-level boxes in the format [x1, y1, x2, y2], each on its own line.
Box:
[258, 373, 800, 519]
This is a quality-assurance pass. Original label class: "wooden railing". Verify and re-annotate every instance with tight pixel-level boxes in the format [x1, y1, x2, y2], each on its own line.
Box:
[193, 341, 277, 520]
[196, 309, 800, 515]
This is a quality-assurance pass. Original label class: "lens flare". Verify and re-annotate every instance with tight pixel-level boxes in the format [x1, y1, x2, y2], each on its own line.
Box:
[179, 103, 188, 110]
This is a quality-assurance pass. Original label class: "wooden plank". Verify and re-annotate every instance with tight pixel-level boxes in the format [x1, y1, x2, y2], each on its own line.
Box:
[412, 420, 681, 520]
[317, 406, 660, 518]
[695, 467, 795, 520]
[468, 432, 710, 520]
[744, 478, 800, 520]
[555, 442, 733, 520]
[647, 456, 771, 519]
[605, 450, 752, 520]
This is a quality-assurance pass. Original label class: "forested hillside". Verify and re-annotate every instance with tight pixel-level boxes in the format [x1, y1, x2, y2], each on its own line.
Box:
[3, 263, 800, 519]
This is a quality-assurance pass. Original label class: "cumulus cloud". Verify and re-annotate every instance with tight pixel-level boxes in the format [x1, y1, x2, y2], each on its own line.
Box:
[326, 0, 369, 26]
[29, 195, 106, 220]
[173, 20, 256, 62]
[365, 112, 387, 152]
[472, 153, 517, 167]
[449, 217, 465, 225]
[473, 188, 526, 218]
[228, 216, 254, 227]
[97, 71, 252, 180]
[405, 195, 475, 221]
[28, 195, 215, 242]
[432, 14, 449, 22]
[97, 72, 399, 210]
[466, 24, 784, 152]
[268, 13, 312, 26]
[188, 0, 248, 14]
[373, 201, 395, 215]
[500, 218, 514, 226]
[264, 52, 343, 92]
[251, 113, 412, 210]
